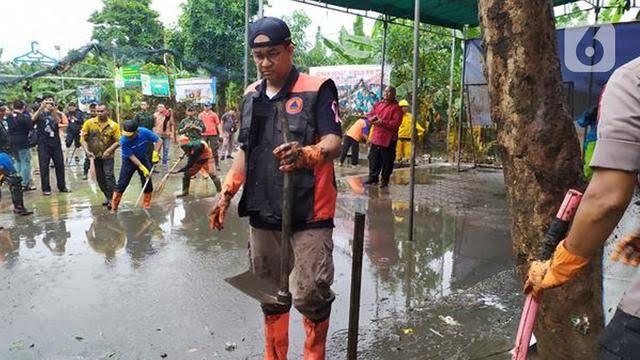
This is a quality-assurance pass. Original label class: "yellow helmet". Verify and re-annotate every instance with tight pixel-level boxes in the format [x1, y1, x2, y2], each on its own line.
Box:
[399, 100, 410, 107]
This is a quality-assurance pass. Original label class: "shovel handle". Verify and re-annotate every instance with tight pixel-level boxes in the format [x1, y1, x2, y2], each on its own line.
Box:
[276, 102, 294, 305]
[512, 189, 584, 359]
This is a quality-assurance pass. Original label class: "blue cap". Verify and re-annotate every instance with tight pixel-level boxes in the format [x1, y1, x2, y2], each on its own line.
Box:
[249, 17, 292, 48]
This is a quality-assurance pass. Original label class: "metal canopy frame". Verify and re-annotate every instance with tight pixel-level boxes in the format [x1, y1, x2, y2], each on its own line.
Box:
[242, 0, 583, 245]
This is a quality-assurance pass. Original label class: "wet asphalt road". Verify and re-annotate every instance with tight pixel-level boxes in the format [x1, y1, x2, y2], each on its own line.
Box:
[0, 154, 517, 359]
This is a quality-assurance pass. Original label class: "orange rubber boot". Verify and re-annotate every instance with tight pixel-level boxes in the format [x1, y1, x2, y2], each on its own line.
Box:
[111, 192, 123, 212]
[142, 193, 152, 209]
[264, 313, 289, 360]
[303, 316, 329, 360]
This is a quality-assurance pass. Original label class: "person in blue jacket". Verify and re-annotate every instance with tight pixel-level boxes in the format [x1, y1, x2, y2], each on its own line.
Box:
[576, 105, 598, 180]
[0, 152, 33, 216]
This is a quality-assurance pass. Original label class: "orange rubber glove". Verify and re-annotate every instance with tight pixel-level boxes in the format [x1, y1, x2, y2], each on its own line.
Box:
[209, 169, 245, 231]
[524, 240, 589, 297]
[272, 142, 324, 172]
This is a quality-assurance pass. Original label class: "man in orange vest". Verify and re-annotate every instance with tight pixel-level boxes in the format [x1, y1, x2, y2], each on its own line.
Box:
[209, 17, 342, 360]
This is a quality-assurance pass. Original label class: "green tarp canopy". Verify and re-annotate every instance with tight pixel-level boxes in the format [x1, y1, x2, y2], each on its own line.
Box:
[313, 0, 578, 28]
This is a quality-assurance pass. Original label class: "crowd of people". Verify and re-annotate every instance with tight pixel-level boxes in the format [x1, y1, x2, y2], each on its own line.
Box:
[0, 96, 239, 215]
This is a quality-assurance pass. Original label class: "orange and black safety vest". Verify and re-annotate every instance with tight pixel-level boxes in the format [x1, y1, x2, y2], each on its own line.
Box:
[237, 67, 338, 229]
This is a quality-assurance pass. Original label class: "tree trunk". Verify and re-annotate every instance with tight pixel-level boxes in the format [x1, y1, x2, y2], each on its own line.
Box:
[477, 1, 603, 358]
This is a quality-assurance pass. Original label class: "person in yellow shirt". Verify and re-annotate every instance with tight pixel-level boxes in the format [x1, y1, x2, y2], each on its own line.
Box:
[339, 117, 370, 167]
[396, 100, 425, 165]
[80, 103, 121, 209]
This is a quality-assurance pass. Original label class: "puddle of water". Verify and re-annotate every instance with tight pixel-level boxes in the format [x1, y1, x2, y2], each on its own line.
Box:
[0, 164, 514, 359]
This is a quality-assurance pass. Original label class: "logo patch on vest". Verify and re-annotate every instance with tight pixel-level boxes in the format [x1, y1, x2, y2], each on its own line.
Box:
[285, 97, 304, 115]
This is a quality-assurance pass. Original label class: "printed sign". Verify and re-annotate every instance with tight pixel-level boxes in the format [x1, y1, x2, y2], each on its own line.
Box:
[76, 86, 101, 113]
[141, 74, 170, 97]
[309, 64, 391, 114]
[174, 77, 217, 104]
[115, 65, 142, 89]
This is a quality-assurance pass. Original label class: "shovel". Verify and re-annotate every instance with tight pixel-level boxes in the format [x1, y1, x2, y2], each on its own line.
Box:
[512, 189, 583, 360]
[224, 101, 293, 306]
[135, 165, 156, 208]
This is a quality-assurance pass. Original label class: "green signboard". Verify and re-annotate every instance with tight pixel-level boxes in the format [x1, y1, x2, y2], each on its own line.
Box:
[141, 74, 170, 97]
[115, 65, 141, 88]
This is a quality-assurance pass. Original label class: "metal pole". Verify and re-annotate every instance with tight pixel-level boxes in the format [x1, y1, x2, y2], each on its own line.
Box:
[113, 53, 121, 126]
[456, 25, 468, 172]
[258, 0, 264, 18]
[380, 17, 389, 96]
[445, 29, 457, 160]
[408, 0, 420, 243]
[582, 2, 600, 155]
[347, 212, 366, 360]
[244, 0, 250, 89]
[115, 84, 121, 126]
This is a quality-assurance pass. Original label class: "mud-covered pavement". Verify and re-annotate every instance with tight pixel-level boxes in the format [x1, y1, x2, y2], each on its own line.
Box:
[0, 158, 518, 359]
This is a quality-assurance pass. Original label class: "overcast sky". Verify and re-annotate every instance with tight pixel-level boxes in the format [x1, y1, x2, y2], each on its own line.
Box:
[0, 0, 374, 62]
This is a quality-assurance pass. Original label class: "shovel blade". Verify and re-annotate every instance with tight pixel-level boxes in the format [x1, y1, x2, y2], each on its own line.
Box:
[224, 270, 283, 305]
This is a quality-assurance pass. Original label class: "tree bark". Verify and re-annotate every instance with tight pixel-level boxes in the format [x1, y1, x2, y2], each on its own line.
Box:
[478, 1, 603, 358]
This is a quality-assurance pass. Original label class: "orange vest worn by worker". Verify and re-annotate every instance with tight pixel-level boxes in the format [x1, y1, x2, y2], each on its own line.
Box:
[239, 69, 337, 360]
[345, 118, 368, 142]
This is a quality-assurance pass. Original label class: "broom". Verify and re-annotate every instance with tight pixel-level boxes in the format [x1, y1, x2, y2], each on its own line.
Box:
[153, 154, 186, 196]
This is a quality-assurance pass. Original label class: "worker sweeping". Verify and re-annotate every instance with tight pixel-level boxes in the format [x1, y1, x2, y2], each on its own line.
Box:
[209, 17, 342, 360]
[173, 135, 222, 197]
[111, 120, 162, 212]
[395, 99, 424, 165]
[339, 117, 370, 167]
[0, 152, 33, 216]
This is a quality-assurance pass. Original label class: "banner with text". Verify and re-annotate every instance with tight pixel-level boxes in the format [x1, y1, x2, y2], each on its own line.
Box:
[174, 77, 217, 104]
[141, 74, 170, 97]
[309, 64, 391, 115]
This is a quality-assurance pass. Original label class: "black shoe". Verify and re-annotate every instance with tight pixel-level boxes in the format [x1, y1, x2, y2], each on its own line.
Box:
[363, 178, 378, 185]
[102, 200, 110, 207]
[14, 208, 33, 216]
[60, 188, 72, 193]
[380, 182, 389, 189]
[42, 191, 52, 196]
[82, 175, 88, 180]
[227, 155, 234, 160]
[23, 185, 36, 192]
[176, 192, 189, 198]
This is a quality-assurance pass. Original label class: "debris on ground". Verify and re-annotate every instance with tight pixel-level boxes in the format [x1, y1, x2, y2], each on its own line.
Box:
[225, 342, 237, 352]
[9, 340, 24, 351]
[402, 328, 414, 335]
[438, 315, 461, 326]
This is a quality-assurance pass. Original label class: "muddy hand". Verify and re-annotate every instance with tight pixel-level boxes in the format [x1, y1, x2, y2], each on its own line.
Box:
[209, 194, 230, 231]
[273, 141, 302, 171]
[612, 233, 640, 267]
[273, 142, 323, 172]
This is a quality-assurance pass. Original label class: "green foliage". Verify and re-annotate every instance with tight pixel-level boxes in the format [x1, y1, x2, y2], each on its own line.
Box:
[224, 81, 243, 110]
[556, 0, 640, 28]
[89, 0, 164, 49]
[321, 17, 381, 64]
[386, 22, 461, 122]
[170, 0, 258, 81]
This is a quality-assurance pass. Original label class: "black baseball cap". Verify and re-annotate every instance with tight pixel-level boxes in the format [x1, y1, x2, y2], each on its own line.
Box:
[249, 17, 292, 48]
[122, 119, 139, 136]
